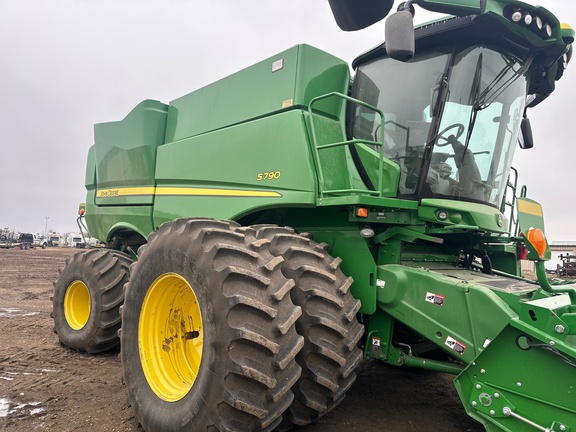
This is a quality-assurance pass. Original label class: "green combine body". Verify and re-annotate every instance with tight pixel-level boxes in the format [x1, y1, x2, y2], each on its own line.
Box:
[85, 44, 350, 239]
[53, 1, 576, 431]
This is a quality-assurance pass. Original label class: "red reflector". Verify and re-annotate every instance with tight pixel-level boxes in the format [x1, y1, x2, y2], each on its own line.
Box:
[517, 242, 529, 260]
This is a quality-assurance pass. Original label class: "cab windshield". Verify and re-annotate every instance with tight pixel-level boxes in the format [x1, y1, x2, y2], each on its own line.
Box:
[351, 45, 528, 207]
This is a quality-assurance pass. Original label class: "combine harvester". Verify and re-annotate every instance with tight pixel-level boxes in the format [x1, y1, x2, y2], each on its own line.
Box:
[52, 1, 575, 431]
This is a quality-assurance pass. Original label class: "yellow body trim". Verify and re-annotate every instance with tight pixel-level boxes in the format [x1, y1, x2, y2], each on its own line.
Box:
[97, 186, 281, 198]
[517, 199, 543, 217]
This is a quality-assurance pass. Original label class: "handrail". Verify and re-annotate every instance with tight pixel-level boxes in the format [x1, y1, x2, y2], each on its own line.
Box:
[501, 166, 527, 237]
[308, 92, 385, 198]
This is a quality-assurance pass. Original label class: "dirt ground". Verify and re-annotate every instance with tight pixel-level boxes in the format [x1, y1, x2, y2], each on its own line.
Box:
[0, 247, 483, 432]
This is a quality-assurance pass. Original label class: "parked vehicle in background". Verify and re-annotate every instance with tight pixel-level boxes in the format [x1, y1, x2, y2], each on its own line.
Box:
[66, 233, 84, 248]
[0, 229, 18, 248]
[19, 233, 47, 249]
[0, 238, 13, 249]
[47, 233, 63, 247]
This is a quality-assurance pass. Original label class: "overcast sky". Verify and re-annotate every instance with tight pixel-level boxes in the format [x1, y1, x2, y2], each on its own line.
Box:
[1, 0, 575, 242]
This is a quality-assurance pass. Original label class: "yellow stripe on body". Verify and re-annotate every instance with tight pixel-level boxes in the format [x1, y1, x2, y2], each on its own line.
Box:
[517, 199, 543, 217]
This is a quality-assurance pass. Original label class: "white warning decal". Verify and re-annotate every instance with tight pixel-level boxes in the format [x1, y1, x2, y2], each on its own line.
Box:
[425, 292, 445, 306]
[371, 337, 381, 355]
[445, 336, 466, 355]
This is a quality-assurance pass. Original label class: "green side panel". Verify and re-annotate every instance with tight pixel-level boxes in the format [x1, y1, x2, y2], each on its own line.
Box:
[84, 191, 154, 243]
[310, 229, 378, 314]
[278, 207, 379, 314]
[153, 110, 316, 225]
[312, 114, 359, 193]
[165, 44, 349, 142]
[419, 198, 508, 233]
[375, 265, 519, 364]
[93, 99, 168, 205]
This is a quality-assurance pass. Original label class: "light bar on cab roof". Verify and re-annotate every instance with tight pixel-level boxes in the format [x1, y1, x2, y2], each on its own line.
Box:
[506, 7, 553, 39]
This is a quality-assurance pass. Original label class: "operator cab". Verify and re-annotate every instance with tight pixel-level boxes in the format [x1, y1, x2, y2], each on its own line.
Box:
[351, 45, 525, 208]
[348, 10, 570, 209]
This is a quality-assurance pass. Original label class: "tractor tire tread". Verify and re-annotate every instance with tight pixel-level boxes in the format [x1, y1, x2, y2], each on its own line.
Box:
[252, 226, 364, 428]
[52, 248, 133, 354]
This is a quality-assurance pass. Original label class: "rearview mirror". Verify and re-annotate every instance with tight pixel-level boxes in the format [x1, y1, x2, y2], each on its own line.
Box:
[385, 10, 415, 61]
[519, 117, 534, 149]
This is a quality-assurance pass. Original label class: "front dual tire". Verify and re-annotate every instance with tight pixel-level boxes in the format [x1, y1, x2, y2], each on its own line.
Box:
[120, 219, 304, 431]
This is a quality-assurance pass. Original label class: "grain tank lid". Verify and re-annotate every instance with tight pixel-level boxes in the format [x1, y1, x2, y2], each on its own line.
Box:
[94, 99, 169, 149]
[94, 99, 168, 128]
[164, 44, 350, 143]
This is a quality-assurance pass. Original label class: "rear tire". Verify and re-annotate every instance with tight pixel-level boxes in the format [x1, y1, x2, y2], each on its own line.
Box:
[51, 248, 132, 353]
[121, 218, 303, 432]
[252, 226, 364, 429]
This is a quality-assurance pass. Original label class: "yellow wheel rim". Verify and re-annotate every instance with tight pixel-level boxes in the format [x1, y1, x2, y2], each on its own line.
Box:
[64, 281, 91, 330]
[139, 273, 203, 402]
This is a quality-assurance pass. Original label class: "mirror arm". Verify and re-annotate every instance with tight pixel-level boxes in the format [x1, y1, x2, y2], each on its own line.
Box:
[397, 0, 417, 16]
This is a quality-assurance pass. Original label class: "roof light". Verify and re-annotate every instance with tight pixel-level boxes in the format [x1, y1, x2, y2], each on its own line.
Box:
[527, 227, 547, 259]
[545, 24, 553, 37]
[524, 13, 533, 26]
[535, 16, 543, 30]
[511, 10, 522, 23]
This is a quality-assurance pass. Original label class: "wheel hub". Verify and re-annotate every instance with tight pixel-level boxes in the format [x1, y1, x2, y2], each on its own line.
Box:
[64, 280, 91, 330]
[139, 273, 203, 402]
